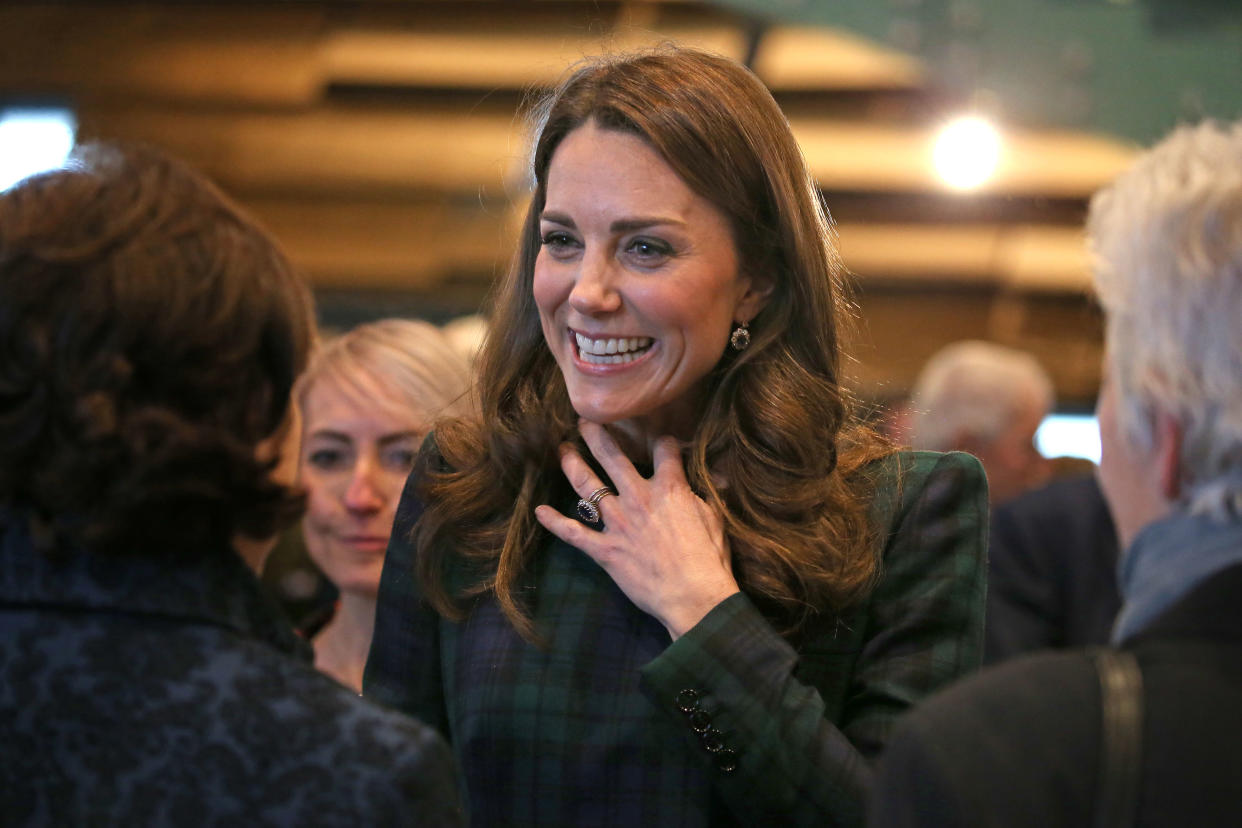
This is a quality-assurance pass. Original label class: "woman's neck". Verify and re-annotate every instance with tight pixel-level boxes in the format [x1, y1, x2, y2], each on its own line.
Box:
[605, 402, 699, 467]
[312, 590, 377, 694]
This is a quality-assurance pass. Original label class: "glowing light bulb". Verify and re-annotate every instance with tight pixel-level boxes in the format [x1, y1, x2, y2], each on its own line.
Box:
[933, 115, 1001, 191]
[0, 107, 77, 192]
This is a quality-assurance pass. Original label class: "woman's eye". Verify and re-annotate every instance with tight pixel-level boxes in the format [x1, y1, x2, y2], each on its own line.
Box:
[540, 231, 580, 257]
[382, 446, 418, 471]
[306, 448, 349, 471]
[626, 237, 673, 262]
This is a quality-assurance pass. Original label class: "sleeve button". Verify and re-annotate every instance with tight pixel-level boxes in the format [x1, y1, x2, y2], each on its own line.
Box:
[688, 709, 712, 733]
[714, 748, 739, 773]
[700, 728, 726, 753]
[675, 688, 701, 713]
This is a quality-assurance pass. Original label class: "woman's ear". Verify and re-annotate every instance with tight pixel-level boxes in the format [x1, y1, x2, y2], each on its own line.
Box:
[1153, 410, 1183, 502]
[734, 273, 775, 324]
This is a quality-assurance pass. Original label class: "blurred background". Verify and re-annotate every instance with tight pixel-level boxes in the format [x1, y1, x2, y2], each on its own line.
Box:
[2, 0, 1239, 461]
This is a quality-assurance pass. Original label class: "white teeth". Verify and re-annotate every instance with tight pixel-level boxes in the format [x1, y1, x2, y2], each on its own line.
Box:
[574, 332, 653, 363]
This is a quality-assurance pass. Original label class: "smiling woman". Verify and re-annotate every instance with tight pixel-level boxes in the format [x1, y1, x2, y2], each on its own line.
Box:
[533, 122, 763, 442]
[296, 318, 473, 692]
[365, 46, 988, 827]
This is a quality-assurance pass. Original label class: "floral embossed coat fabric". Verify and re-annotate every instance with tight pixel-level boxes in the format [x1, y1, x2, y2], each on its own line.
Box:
[0, 515, 463, 827]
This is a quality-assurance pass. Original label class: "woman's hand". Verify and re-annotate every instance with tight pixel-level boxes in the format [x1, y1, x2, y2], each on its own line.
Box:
[534, 420, 740, 640]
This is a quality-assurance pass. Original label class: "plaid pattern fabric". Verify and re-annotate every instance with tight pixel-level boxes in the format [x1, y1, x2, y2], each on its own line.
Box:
[365, 450, 987, 828]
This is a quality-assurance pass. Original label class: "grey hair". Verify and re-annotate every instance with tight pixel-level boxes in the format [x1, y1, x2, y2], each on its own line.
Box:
[296, 318, 475, 425]
[907, 340, 1054, 452]
[1089, 119, 1242, 520]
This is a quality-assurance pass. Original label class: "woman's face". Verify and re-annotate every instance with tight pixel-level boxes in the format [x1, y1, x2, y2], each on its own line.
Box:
[299, 376, 425, 598]
[532, 121, 766, 437]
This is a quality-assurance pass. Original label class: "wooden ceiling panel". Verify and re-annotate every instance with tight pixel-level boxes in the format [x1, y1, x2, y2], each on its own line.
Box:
[75, 99, 1134, 204]
[0, 6, 325, 105]
[321, 24, 747, 89]
[792, 118, 1136, 198]
[752, 26, 925, 91]
[76, 105, 530, 197]
[838, 223, 1093, 292]
[243, 197, 519, 290]
[994, 226, 1094, 293]
[838, 224, 1000, 283]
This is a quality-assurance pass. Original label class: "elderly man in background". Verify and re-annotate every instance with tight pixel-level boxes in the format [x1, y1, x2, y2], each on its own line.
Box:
[870, 119, 1242, 826]
[906, 340, 1054, 505]
[904, 339, 1110, 665]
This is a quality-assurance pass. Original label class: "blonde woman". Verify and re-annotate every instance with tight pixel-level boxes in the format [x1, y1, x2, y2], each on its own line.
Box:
[298, 319, 472, 692]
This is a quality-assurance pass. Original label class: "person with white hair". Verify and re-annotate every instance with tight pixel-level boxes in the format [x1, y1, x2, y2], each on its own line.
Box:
[870, 119, 1242, 827]
[907, 340, 1054, 504]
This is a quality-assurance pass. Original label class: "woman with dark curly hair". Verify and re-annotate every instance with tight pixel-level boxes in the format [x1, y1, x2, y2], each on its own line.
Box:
[365, 47, 987, 827]
[0, 144, 460, 826]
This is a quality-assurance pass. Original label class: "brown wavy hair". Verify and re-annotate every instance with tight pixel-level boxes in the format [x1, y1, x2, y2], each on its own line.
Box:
[415, 47, 893, 640]
[0, 143, 316, 559]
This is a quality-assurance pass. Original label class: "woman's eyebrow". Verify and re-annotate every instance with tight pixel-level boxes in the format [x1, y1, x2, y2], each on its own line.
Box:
[539, 211, 684, 233]
[609, 217, 684, 233]
[306, 430, 352, 443]
[378, 431, 422, 447]
[540, 210, 575, 228]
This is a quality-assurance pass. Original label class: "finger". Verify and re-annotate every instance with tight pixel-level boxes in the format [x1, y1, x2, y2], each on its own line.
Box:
[557, 442, 608, 499]
[651, 435, 689, 487]
[535, 504, 608, 552]
[579, 420, 644, 492]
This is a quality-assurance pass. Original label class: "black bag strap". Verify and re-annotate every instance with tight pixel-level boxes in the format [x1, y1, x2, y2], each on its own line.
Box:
[1093, 649, 1144, 828]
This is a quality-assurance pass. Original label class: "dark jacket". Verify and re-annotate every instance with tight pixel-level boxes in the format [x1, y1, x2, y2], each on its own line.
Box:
[366, 449, 989, 828]
[0, 515, 462, 827]
[985, 474, 1121, 663]
[870, 560, 1242, 827]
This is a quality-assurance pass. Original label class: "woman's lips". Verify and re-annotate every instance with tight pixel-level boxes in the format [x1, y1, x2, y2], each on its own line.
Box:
[340, 535, 389, 552]
[571, 329, 656, 367]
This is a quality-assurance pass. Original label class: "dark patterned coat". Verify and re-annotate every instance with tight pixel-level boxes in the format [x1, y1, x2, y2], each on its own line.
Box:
[366, 450, 988, 827]
[0, 515, 463, 827]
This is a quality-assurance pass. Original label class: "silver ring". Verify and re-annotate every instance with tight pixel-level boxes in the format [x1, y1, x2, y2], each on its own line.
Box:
[576, 486, 615, 524]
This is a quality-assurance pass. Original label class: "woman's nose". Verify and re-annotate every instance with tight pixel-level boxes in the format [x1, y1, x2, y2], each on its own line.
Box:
[568, 250, 622, 315]
[342, 464, 385, 514]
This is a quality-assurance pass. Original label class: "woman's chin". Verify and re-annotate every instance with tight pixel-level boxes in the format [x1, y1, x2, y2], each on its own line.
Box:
[335, 578, 382, 601]
[569, 402, 631, 426]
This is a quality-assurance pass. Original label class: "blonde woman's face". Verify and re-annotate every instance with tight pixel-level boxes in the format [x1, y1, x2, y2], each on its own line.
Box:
[299, 377, 426, 598]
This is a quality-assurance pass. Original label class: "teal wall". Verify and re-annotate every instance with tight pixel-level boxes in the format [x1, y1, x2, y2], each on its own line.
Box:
[716, 0, 1241, 145]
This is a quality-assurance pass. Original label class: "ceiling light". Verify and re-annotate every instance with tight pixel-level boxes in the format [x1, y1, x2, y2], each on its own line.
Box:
[933, 114, 1001, 191]
[0, 107, 77, 192]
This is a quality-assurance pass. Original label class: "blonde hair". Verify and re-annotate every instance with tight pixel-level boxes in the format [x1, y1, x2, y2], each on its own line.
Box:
[297, 318, 474, 425]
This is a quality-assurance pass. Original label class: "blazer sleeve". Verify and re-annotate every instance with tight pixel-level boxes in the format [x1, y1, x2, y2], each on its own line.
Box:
[638, 450, 989, 828]
[363, 468, 450, 739]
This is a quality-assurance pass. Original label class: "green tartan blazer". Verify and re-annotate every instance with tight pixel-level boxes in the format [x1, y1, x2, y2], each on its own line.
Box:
[365, 449, 987, 827]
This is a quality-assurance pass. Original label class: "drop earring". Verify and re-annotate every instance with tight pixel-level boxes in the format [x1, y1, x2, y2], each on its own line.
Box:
[730, 321, 750, 351]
